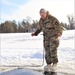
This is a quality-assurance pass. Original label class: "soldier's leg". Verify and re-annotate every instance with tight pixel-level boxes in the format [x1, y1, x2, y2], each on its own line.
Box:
[44, 40, 52, 64]
[44, 40, 52, 72]
[50, 37, 59, 64]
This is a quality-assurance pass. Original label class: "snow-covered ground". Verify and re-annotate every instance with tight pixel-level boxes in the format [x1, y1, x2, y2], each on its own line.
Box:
[0, 30, 75, 74]
[0, 32, 44, 66]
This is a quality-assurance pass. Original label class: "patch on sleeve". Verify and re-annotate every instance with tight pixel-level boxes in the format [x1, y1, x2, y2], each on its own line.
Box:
[55, 21, 59, 25]
[53, 19, 59, 25]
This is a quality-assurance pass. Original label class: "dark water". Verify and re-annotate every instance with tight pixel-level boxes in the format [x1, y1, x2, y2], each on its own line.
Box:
[0, 69, 73, 75]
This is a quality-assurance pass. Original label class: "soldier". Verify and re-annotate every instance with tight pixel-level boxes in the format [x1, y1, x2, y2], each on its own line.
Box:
[31, 8, 64, 72]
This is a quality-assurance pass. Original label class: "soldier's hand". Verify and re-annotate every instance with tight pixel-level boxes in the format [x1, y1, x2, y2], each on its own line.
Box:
[31, 32, 36, 36]
[57, 33, 61, 37]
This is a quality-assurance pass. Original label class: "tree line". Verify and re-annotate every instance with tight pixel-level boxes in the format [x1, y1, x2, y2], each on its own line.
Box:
[0, 19, 38, 33]
[0, 15, 75, 33]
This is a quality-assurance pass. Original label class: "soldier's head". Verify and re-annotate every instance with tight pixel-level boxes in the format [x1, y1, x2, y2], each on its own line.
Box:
[40, 8, 48, 19]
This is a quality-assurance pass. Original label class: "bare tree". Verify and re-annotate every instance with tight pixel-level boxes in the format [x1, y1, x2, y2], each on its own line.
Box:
[67, 15, 75, 29]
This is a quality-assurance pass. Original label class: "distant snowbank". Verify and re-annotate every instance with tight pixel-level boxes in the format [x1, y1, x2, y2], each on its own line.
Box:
[61, 30, 75, 39]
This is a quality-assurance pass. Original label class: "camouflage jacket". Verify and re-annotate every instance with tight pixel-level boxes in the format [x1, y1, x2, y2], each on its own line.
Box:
[34, 15, 64, 37]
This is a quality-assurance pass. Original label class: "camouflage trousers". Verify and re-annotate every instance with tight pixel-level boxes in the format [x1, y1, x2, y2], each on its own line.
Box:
[44, 36, 59, 64]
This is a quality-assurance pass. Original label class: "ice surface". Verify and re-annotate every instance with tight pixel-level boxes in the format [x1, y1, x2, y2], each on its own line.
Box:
[0, 30, 75, 74]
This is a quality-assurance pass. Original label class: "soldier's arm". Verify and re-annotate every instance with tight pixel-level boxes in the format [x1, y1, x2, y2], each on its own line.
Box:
[34, 20, 42, 36]
[53, 18, 64, 35]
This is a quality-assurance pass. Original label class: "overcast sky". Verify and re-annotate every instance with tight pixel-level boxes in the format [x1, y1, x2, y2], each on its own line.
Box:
[1, 0, 74, 24]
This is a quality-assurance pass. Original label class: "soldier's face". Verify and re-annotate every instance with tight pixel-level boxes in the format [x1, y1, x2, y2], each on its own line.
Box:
[40, 12, 47, 19]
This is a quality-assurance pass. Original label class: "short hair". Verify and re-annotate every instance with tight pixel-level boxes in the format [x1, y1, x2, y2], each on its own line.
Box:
[40, 8, 47, 13]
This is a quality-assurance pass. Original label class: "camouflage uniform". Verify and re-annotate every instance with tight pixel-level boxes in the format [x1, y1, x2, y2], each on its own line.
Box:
[34, 15, 64, 64]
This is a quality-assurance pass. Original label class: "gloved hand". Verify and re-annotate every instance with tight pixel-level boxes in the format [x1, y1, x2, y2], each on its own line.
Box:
[31, 32, 37, 36]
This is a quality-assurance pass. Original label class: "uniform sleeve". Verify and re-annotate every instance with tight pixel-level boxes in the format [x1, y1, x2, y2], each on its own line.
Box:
[53, 18, 64, 35]
[34, 20, 42, 36]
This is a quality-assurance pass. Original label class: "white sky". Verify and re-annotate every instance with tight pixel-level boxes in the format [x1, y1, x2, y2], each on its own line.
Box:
[1, 0, 74, 24]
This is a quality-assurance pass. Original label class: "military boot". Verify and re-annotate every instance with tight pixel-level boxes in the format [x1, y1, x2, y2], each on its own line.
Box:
[44, 64, 51, 72]
[51, 63, 57, 71]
